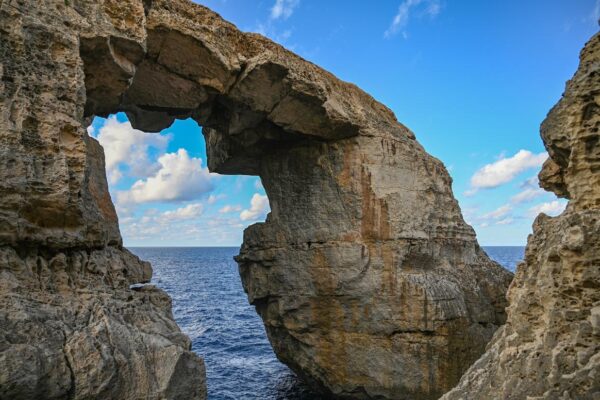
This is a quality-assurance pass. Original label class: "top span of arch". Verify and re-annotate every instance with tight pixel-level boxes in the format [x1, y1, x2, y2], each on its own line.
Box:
[80, 0, 416, 174]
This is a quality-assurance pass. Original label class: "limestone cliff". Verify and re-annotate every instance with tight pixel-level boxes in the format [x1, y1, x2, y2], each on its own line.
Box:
[0, 2, 205, 399]
[0, 1, 513, 399]
[441, 32, 600, 400]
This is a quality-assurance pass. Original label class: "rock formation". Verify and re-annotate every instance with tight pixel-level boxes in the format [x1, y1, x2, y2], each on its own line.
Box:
[441, 32, 600, 400]
[0, 1, 205, 399]
[0, 0, 513, 399]
[0, 245, 206, 400]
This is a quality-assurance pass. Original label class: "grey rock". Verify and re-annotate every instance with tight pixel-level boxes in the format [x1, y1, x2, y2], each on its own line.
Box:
[0, 245, 206, 400]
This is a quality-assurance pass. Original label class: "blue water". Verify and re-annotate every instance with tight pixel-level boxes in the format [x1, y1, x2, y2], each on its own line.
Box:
[484, 246, 524, 272]
[130, 246, 524, 400]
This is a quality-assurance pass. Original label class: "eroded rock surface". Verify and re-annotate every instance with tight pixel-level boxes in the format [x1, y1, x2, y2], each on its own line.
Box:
[0, 245, 205, 400]
[0, 2, 205, 397]
[1, 0, 513, 399]
[441, 32, 600, 400]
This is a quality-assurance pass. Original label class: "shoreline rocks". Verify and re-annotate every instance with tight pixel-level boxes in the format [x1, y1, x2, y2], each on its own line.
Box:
[0, 245, 206, 399]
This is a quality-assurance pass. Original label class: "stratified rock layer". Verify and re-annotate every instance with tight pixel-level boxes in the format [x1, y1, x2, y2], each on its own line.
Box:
[0, 246, 206, 400]
[441, 32, 600, 400]
[0, 2, 205, 398]
[1, 0, 513, 399]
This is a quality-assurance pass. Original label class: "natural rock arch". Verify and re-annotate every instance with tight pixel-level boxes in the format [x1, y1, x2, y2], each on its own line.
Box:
[0, 1, 513, 399]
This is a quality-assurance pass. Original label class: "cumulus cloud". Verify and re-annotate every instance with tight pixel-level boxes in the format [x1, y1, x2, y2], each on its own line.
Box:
[385, 0, 441, 38]
[511, 188, 545, 204]
[158, 203, 204, 223]
[510, 176, 546, 204]
[464, 204, 515, 228]
[528, 200, 567, 218]
[495, 217, 514, 225]
[219, 205, 242, 213]
[207, 194, 226, 205]
[119, 149, 214, 204]
[240, 193, 270, 221]
[270, 0, 300, 20]
[118, 203, 205, 241]
[481, 204, 512, 220]
[95, 116, 170, 184]
[469, 150, 547, 191]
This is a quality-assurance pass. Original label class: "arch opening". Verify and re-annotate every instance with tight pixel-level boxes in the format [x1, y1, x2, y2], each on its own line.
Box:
[76, 3, 513, 398]
[86, 113, 270, 246]
[86, 109, 318, 397]
[78, 24, 363, 396]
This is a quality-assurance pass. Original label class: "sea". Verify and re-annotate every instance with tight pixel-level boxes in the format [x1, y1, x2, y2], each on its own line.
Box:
[129, 246, 525, 400]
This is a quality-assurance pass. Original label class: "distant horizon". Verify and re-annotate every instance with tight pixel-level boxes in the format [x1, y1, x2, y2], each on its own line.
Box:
[126, 244, 527, 248]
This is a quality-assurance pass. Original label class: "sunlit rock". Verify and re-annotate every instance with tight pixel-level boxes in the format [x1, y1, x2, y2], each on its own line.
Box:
[0, 0, 514, 399]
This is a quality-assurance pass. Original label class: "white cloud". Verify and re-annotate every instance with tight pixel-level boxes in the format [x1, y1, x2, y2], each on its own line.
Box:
[207, 194, 226, 204]
[120, 148, 214, 204]
[240, 193, 270, 221]
[425, 1, 441, 17]
[253, 23, 294, 45]
[219, 204, 242, 213]
[510, 176, 546, 204]
[108, 169, 123, 185]
[481, 204, 512, 220]
[465, 204, 516, 228]
[385, 0, 441, 38]
[469, 150, 547, 191]
[270, 0, 299, 20]
[118, 203, 206, 242]
[511, 188, 545, 204]
[528, 200, 567, 218]
[254, 179, 264, 191]
[95, 116, 170, 184]
[158, 203, 204, 223]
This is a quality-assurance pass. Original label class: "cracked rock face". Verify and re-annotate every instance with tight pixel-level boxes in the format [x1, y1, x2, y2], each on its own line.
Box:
[441, 32, 600, 400]
[0, 246, 206, 400]
[1, 0, 513, 399]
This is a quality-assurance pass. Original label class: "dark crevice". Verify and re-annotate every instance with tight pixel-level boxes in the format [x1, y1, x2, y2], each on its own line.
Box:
[142, 0, 153, 16]
[62, 332, 76, 400]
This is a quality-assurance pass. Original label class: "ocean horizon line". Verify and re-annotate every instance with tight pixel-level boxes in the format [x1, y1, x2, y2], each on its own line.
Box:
[125, 244, 527, 248]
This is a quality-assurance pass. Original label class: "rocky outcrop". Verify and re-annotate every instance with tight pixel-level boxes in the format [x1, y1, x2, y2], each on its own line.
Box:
[235, 128, 512, 400]
[0, 245, 205, 400]
[0, 0, 513, 399]
[0, 2, 205, 398]
[441, 32, 600, 400]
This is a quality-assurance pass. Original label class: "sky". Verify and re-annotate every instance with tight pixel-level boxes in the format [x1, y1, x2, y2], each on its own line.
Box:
[88, 0, 600, 247]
